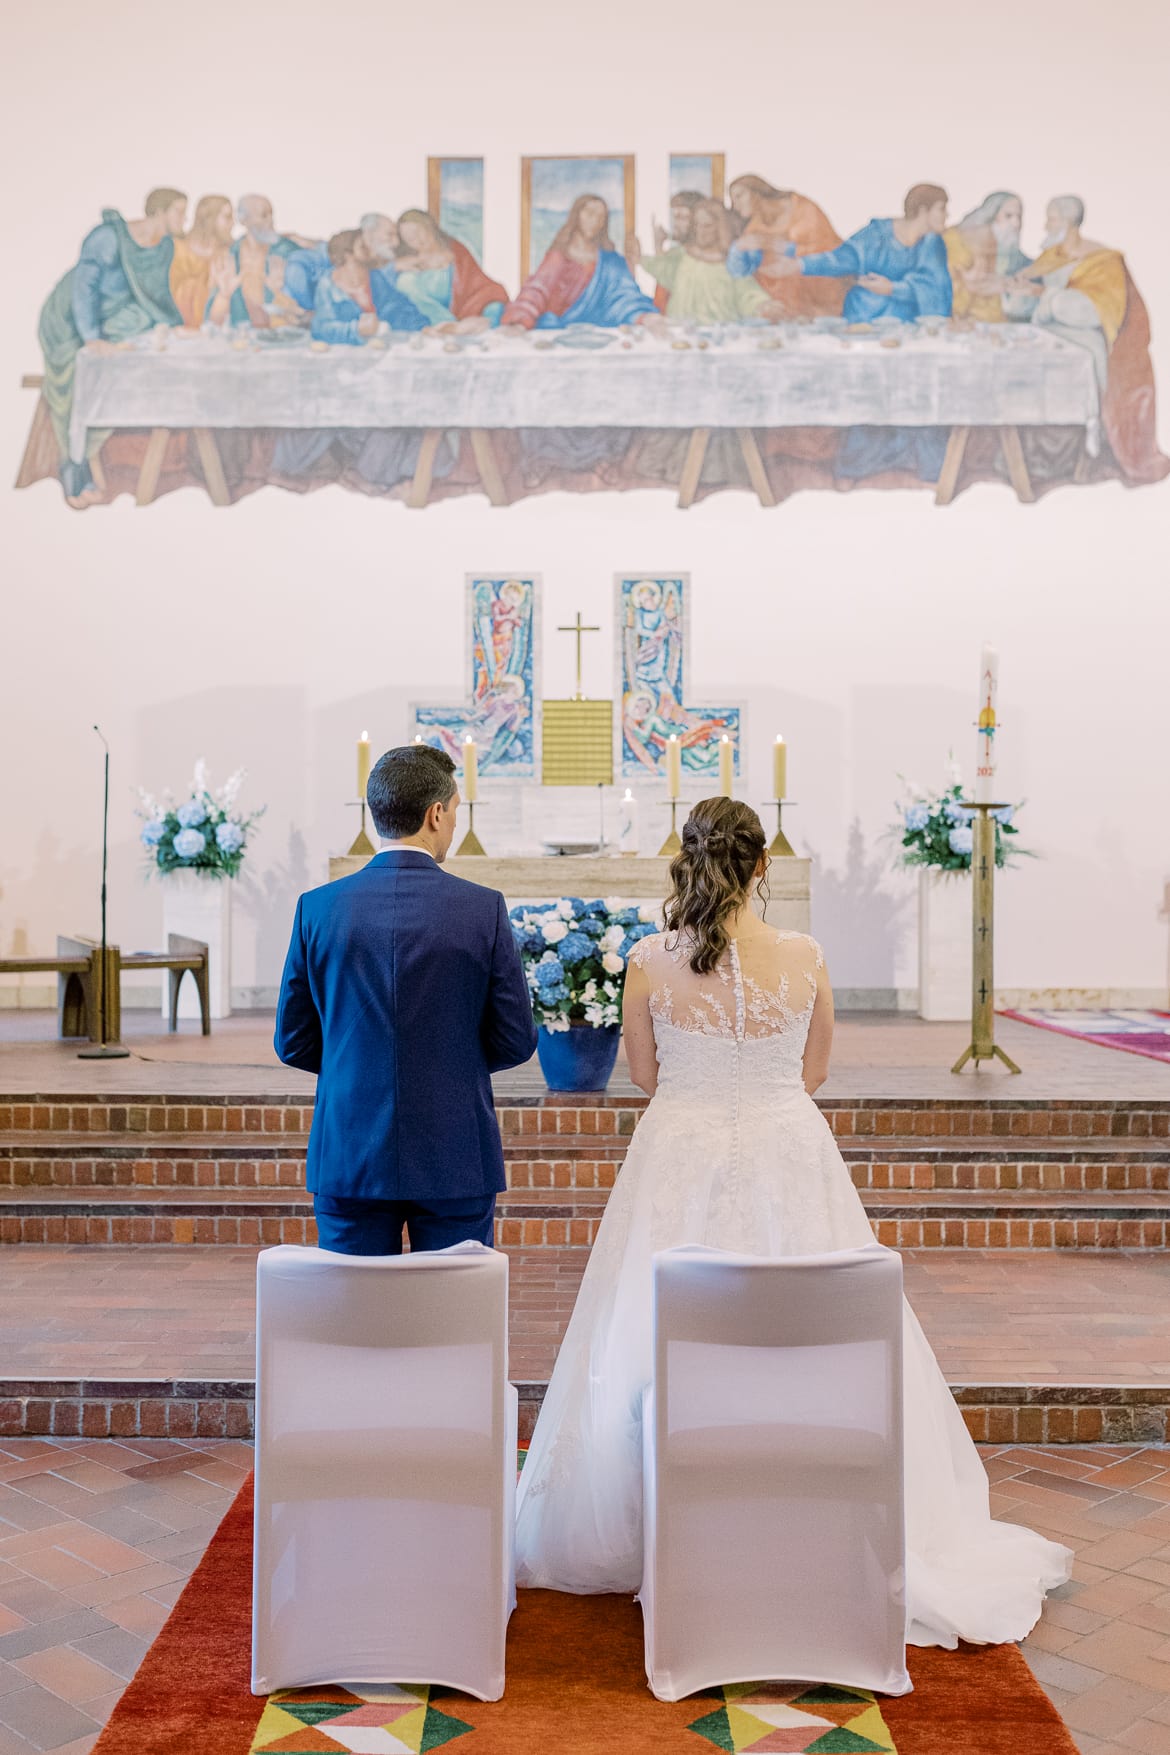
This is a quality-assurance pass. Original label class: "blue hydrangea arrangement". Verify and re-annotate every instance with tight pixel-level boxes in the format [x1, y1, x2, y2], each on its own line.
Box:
[137, 760, 264, 880]
[895, 767, 1024, 873]
[510, 898, 659, 1032]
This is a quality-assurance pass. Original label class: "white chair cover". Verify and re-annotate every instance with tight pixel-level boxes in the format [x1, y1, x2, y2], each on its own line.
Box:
[640, 1243, 910, 1702]
[252, 1241, 517, 1701]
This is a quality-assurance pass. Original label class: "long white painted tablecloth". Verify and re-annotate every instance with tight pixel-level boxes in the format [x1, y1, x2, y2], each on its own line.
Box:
[68, 322, 1100, 464]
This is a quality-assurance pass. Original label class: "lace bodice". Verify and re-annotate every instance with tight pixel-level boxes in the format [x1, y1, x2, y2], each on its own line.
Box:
[628, 927, 824, 1099]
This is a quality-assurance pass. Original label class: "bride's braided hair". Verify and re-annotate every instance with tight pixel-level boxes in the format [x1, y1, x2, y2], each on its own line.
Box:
[663, 797, 767, 975]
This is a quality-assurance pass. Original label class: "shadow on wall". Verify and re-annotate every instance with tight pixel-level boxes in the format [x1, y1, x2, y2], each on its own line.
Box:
[803, 818, 912, 999]
[1161, 879, 1170, 1005]
[0, 829, 90, 954]
[238, 829, 311, 987]
[314, 689, 420, 865]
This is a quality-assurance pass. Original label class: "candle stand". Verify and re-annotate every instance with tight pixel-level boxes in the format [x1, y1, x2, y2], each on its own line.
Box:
[767, 801, 797, 858]
[346, 800, 376, 858]
[456, 802, 486, 857]
[657, 801, 682, 857]
[951, 802, 1021, 1075]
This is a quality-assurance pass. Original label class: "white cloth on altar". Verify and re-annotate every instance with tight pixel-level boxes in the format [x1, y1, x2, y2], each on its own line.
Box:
[69, 322, 1099, 460]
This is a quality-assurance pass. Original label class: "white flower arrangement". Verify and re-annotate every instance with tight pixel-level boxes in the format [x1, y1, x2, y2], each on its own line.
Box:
[893, 756, 1025, 874]
[137, 760, 264, 880]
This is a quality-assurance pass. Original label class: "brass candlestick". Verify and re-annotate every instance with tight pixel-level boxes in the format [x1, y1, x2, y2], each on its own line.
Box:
[768, 800, 797, 858]
[951, 801, 1021, 1075]
[456, 801, 486, 857]
[346, 799, 376, 858]
[657, 800, 682, 857]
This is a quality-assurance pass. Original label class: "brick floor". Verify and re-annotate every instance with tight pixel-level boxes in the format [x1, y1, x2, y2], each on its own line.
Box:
[1, 1245, 1167, 1390]
[2, 1010, 1168, 1101]
[0, 1438, 1167, 1754]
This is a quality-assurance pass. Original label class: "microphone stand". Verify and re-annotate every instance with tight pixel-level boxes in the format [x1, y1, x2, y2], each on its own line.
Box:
[78, 726, 130, 1060]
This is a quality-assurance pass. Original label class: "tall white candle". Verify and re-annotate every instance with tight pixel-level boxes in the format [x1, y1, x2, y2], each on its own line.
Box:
[772, 734, 787, 800]
[665, 734, 682, 799]
[718, 735, 734, 798]
[975, 646, 998, 803]
[463, 736, 478, 802]
[357, 731, 371, 797]
[618, 788, 639, 856]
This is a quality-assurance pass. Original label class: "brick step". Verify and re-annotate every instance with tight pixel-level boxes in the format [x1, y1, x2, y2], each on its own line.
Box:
[4, 1131, 1168, 1193]
[4, 1183, 1170, 1249]
[510, 1139, 1170, 1192]
[3, 1095, 1167, 1141]
[5, 1377, 1166, 1449]
[0, 1246, 1167, 1444]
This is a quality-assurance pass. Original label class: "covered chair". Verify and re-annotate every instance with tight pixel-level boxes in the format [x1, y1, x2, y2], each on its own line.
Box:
[640, 1243, 909, 1702]
[252, 1241, 517, 1701]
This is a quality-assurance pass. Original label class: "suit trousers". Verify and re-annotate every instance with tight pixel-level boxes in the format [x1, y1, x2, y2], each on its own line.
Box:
[312, 1192, 497, 1256]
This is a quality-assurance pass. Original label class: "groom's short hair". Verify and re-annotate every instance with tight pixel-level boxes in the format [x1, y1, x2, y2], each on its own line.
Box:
[367, 744, 457, 839]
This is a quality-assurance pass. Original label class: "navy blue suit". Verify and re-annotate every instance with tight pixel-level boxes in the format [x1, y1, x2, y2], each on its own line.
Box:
[274, 849, 537, 1254]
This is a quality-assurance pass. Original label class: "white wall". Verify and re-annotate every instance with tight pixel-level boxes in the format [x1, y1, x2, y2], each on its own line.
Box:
[2, 0, 1169, 1006]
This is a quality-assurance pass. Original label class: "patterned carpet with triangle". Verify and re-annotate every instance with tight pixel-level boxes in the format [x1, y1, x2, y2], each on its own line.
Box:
[91, 1475, 1077, 1755]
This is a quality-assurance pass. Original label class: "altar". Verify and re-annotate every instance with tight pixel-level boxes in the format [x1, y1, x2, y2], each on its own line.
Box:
[327, 853, 812, 932]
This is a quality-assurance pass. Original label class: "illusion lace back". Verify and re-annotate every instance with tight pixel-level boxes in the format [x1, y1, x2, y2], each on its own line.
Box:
[514, 926, 1072, 1646]
[638, 924, 821, 1086]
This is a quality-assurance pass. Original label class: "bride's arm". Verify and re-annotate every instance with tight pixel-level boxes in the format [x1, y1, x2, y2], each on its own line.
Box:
[622, 958, 659, 1096]
[802, 966, 834, 1096]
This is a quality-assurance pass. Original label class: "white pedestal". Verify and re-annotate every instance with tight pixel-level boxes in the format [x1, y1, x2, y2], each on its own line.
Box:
[161, 873, 232, 1020]
[918, 869, 970, 1021]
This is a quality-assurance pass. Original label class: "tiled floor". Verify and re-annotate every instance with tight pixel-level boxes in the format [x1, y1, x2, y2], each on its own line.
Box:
[0, 1439, 1169, 1754]
[0, 1436, 251, 1754]
[2, 1010, 1168, 1100]
[1, 1244, 1168, 1387]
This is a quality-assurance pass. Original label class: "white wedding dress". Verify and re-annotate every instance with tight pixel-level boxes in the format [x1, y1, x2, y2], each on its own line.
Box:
[515, 926, 1072, 1646]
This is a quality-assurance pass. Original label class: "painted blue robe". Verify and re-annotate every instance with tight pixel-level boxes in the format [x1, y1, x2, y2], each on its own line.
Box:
[798, 218, 953, 324]
[283, 243, 332, 312]
[309, 270, 428, 344]
[793, 219, 954, 481]
[533, 246, 656, 329]
[727, 241, 764, 281]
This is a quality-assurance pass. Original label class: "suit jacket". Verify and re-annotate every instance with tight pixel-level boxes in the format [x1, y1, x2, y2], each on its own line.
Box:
[274, 850, 537, 1202]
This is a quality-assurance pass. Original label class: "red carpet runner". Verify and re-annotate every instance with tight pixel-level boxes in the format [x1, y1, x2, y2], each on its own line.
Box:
[92, 1475, 1076, 1754]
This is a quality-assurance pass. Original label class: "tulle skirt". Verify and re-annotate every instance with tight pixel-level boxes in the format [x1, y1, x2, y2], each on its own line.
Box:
[514, 1086, 1072, 1645]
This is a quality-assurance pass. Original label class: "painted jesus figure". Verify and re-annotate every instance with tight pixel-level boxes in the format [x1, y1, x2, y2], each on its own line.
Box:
[502, 193, 658, 333]
[500, 194, 661, 486]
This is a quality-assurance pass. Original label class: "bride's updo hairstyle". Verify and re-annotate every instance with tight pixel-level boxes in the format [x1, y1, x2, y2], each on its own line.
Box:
[663, 797, 767, 974]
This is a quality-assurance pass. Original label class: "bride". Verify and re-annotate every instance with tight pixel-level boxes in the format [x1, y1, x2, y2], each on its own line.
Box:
[515, 797, 1071, 1646]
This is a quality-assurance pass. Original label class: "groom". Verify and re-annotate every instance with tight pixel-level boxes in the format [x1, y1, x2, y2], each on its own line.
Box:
[274, 743, 537, 1254]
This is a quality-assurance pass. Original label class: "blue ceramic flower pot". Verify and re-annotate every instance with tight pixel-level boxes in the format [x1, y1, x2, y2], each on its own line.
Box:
[536, 1023, 622, 1093]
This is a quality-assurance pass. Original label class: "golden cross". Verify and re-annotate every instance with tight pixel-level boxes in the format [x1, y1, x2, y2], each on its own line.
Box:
[557, 612, 601, 701]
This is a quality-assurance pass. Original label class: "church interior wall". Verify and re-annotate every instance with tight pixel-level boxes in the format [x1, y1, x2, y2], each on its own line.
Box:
[2, 0, 1167, 1009]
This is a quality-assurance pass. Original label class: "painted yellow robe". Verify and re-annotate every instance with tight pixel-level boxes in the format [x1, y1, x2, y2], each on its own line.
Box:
[169, 239, 216, 329]
[1027, 245, 1127, 346]
[944, 226, 1003, 322]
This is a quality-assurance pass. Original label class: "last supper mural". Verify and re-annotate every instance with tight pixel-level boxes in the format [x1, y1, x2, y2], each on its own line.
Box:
[16, 158, 1168, 512]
